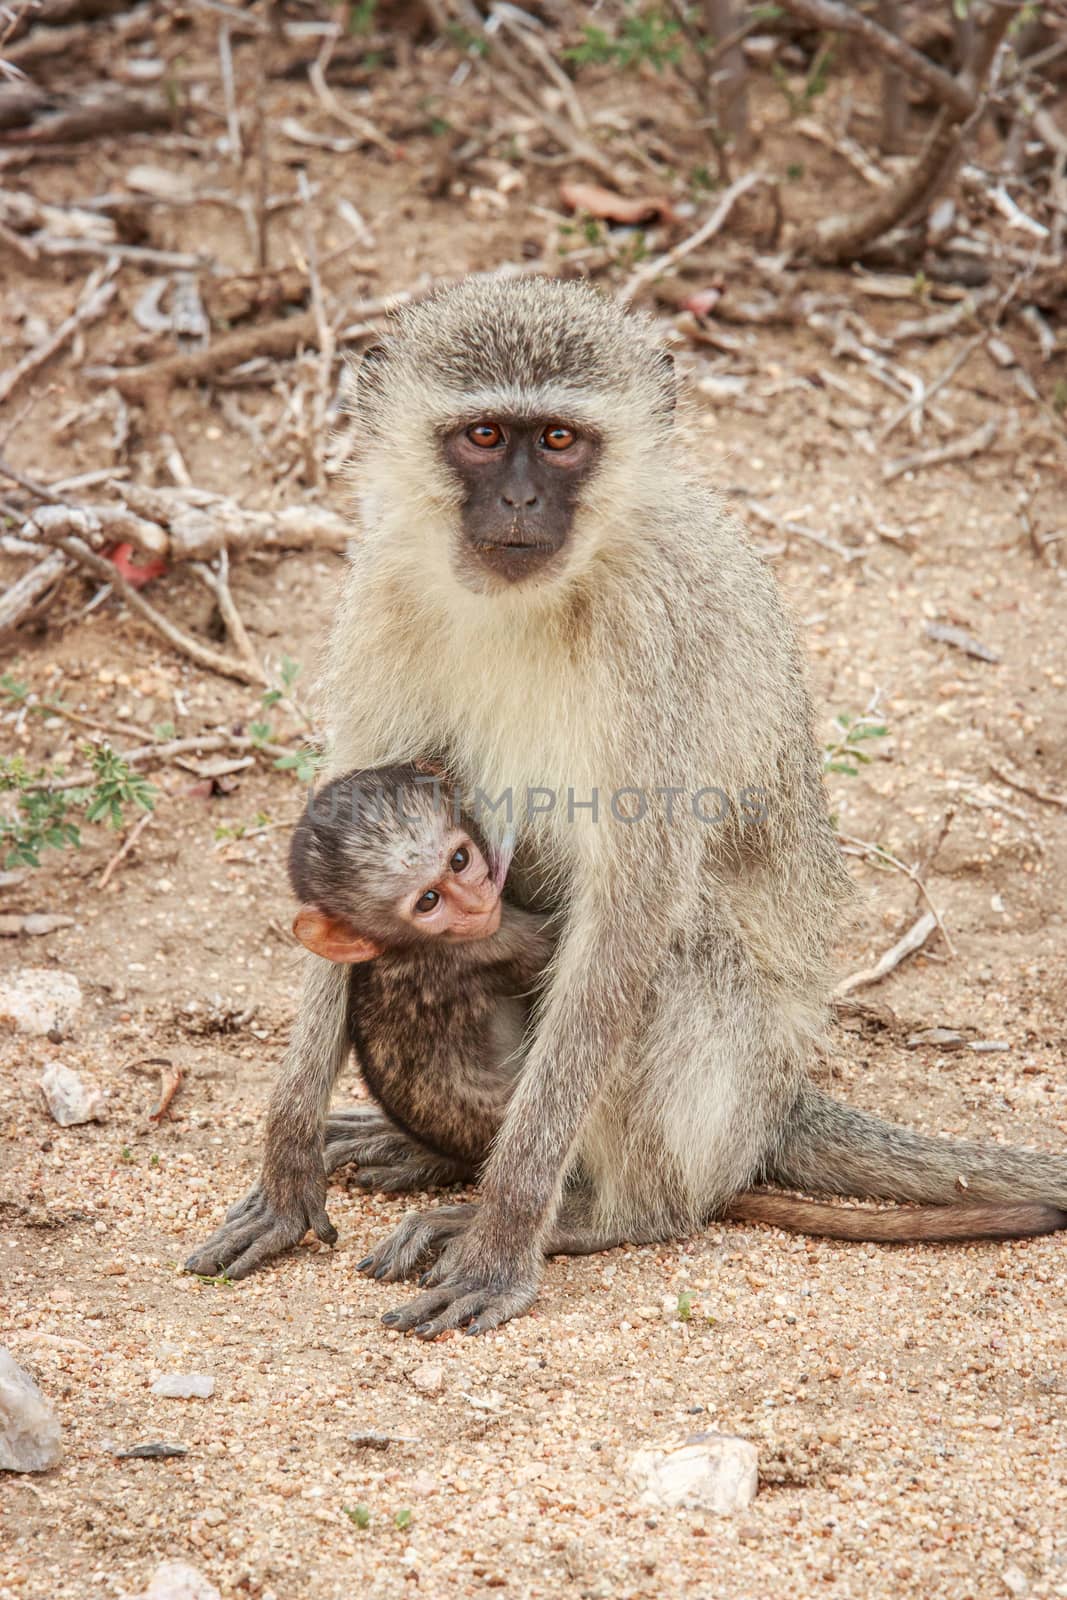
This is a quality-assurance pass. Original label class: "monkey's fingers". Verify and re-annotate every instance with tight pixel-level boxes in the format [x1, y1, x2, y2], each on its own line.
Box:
[185, 1196, 335, 1279]
[357, 1204, 476, 1282]
[222, 1221, 307, 1282]
[223, 1184, 263, 1225]
[381, 1277, 537, 1339]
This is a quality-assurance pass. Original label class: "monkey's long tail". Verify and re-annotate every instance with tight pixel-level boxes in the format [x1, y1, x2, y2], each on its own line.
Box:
[751, 1084, 1067, 1242]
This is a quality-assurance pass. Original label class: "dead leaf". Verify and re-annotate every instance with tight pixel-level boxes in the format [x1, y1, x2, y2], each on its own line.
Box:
[559, 182, 675, 226]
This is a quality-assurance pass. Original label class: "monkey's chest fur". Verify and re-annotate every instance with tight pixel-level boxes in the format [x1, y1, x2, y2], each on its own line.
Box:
[346, 948, 535, 1168]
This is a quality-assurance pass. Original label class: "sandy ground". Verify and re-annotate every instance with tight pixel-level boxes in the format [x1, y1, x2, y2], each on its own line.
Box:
[2, 12, 1067, 1598]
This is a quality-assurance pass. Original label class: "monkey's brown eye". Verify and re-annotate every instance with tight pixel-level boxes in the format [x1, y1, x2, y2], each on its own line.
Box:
[541, 425, 576, 452]
[467, 423, 503, 449]
[415, 889, 440, 914]
[450, 846, 469, 873]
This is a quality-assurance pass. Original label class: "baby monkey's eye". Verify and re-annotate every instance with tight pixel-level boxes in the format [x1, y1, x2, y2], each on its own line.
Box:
[541, 425, 576, 451]
[450, 846, 470, 873]
[415, 888, 440, 914]
[466, 423, 503, 449]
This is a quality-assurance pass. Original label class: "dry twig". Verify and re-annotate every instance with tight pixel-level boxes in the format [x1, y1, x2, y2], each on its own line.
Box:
[619, 171, 767, 303]
[883, 419, 998, 482]
[0, 262, 116, 406]
[98, 809, 155, 891]
[29, 527, 267, 686]
[835, 911, 938, 998]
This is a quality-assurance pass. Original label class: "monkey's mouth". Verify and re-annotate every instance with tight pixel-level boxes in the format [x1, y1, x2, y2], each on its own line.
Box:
[469, 540, 559, 584]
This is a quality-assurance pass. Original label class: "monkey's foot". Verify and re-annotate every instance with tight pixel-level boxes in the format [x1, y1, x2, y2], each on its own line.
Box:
[376, 1225, 542, 1339]
[356, 1202, 479, 1282]
[184, 1163, 336, 1281]
[324, 1106, 470, 1192]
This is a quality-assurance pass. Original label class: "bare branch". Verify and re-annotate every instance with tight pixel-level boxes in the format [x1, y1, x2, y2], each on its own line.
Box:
[777, 0, 975, 118]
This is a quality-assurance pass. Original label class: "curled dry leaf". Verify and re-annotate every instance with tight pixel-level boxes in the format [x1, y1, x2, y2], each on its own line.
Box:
[149, 1063, 184, 1123]
[105, 542, 168, 590]
[559, 182, 675, 226]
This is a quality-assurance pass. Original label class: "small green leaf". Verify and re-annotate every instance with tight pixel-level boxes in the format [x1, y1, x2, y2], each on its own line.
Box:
[394, 1508, 412, 1530]
[676, 1290, 693, 1322]
[345, 1504, 371, 1529]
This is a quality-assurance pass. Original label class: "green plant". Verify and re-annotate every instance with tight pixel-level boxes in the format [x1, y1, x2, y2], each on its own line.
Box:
[824, 711, 889, 778]
[84, 744, 156, 828]
[771, 36, 835, 116]
[0, 743, 155, 870]
[1052, 378, 1067, 416]
[565, 4, 683, 73]
[394, 1508, 413, 1530]
[676, 1290, 693, 1321]
[345, 1504, 371, 1529]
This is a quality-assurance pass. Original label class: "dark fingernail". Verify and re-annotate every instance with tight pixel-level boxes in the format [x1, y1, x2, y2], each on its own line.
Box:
[356, 1256, 374, 1271]
[418, 1271, 430, 1286]
[381, 1312, 400, 1326]
[373, 1265, 390, 1280]
[415, 1322, 433, 1336]
[464, 1323, 481, 1336]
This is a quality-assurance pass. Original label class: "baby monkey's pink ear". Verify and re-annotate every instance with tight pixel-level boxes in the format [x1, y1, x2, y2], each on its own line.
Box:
[292, 907, 381, 964]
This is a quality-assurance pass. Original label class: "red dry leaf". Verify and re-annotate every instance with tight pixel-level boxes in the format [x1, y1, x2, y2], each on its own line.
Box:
[681, 288, 723, 318]
[559, 182, 675, 226]
[105, 542, 168, 589]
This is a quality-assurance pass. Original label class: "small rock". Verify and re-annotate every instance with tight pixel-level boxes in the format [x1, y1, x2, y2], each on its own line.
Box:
[629, 1431, 758, 1514]
[0, 968, 82, 1037]
[39, 1061, 107, 1126]
[151, 1374, 214, 1399]
[0, 913, 75, 938]
[115, 1442, 188, 1460]
[349, 1430, 419, 1449]
[137, 1562, 222, 1600]
[0, 1347, 63, 1472]
[411, 1364, 444, 1395]
[1002, 1564, 1030, 1598]
[905, 1028, 966, 1050]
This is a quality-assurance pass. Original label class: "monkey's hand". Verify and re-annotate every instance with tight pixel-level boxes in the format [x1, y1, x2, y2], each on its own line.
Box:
[183, 1145, 336, 1281]
[373, 1216, 542, 1338]
[356, 1202, 479, 1282]
[325, 1107, 470, 1192]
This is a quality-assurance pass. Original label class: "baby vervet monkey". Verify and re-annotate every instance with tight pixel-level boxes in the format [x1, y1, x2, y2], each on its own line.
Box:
[287, 763, 554, 1185]
[287, 764, 1064, 1286]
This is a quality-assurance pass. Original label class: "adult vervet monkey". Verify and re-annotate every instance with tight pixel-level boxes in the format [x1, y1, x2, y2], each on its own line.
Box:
[187, 277, 1066, 1334]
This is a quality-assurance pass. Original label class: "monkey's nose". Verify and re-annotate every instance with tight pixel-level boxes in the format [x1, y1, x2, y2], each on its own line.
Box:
[501, 491, 539, 509]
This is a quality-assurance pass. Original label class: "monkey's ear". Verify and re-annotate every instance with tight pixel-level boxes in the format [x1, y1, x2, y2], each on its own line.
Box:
[292, 907, 381, 964]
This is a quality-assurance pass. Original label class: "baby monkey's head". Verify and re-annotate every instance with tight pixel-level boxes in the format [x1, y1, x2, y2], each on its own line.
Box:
[289, 764, 507, 964]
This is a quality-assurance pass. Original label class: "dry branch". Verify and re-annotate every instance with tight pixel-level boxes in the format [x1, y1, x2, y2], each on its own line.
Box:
[28, 528, 267, 686]
[779, 0, 975, 117]
[15, 486, 352, 565]
[619, 171, 767, 303]
[92, 310, 319, 401]
[883, 419, 998, 482]
[0, 549, 70, 633]
[835, 911, 938, 998]
[0, 263, 116, 406]
[798, 0, 1014, 264]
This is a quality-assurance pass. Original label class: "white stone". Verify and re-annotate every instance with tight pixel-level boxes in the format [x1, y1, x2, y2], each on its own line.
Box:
[1002, 1565, 1031, 1598]
[0, 1348, 62, 1472]
[0, 967, 81, 1037]
[139, 1562, 222, 1600]
[629, 1431, 758, 1514]
[411, 1363, 444, 1394]
[151, 1374, 215, 1399]
[39, 1061, 107, 1126]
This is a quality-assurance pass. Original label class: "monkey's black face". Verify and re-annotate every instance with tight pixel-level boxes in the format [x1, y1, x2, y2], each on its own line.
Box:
[441, 417, 600, 587]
